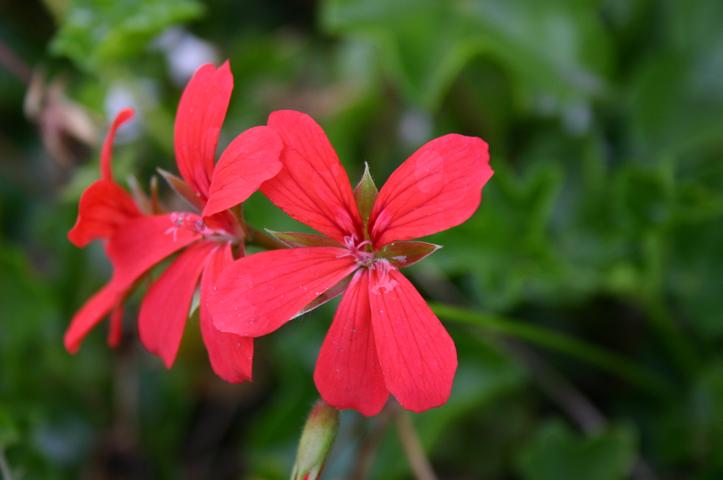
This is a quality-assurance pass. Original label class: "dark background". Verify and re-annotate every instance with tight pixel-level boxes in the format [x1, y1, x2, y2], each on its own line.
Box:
[1, 0, 722, 478]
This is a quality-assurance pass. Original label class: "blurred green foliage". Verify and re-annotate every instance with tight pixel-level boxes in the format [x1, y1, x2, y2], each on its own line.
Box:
[517, 421, 637, 480]
[51, 0, 204, 71]
[1, 0, 722, 478]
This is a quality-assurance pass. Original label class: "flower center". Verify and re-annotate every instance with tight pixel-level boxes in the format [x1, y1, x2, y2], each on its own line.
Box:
[341, 234, 375, 267]
[339, 235, 399, 293]
[165, 212, 236, 243]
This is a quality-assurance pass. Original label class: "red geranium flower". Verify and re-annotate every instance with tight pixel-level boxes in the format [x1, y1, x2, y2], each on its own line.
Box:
[210, 110, 493, 413]
[66, 62, 282, 383]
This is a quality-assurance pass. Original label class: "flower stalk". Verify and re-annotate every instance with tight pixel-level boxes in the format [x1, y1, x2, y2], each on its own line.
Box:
[291, 400, 340, 480]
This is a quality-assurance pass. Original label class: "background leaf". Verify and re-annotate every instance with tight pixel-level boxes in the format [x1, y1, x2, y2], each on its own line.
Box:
[517, 421, 637, 480]
[50, 0, 204, 70]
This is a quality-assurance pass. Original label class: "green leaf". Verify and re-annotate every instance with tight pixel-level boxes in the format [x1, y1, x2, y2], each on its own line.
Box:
[50, 0, 204, 70]
[517, 421, 637, 480]
[657, 361, 723, 469]
[613, 164, 674, 232]
[629, 0, 723, 160]
[0, 410, 19, 447]
[433, 161, 564, 310]
[432, 303, 669, 396]
[669, 218, 723, 338]
[321, 0, 611, 110]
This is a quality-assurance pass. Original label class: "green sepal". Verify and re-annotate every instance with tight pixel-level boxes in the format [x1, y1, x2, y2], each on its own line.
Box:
[266, 230, 340, 248]
[149, 175, 164, 214]
[126, 174, 153, 214]
[157, 168, 205, 211]
[353, 162, 378, 229]
[188, 287, 201, 319]
[293, 277, 351, 319]
[378, 240, 442, 268]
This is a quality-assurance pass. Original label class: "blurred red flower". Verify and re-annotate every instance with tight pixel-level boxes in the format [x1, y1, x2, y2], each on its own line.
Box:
[66, 62, 282, 383]
[210, 110, 493, 414]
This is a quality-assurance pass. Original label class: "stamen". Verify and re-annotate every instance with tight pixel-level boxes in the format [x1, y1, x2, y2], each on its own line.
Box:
[164, 212, 188, 241]
[164, 213, 236, 243]
[338, 235, 383, 269]
[370, 259, 398, 294]
[343, 234, 358, 249]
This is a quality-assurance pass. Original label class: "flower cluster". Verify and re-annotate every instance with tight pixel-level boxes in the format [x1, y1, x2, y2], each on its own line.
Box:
[68, 61, 493, 414]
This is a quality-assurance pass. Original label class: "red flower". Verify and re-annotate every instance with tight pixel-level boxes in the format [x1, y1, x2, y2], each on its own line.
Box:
[66, 62, 282, 383]
[210, 110, 493, 413]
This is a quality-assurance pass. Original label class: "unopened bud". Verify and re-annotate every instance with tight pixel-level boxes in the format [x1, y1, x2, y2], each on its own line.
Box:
[291, 400, 340, 480]
[353, 162, 378, 227]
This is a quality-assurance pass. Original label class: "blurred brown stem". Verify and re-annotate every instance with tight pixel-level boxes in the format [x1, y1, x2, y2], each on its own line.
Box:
[480, 334, 658, 480]
[0, 40, 31, 84]
[500, 338, 606, 434]
[394, 408, 437, 480]
[113, 342, 140, 445]
[351, 404, 394, 480]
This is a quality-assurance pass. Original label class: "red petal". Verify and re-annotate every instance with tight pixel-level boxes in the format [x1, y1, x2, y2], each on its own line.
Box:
[66, 213, 200, 353]
[369, 134, 493, 246]
[368, 267, 457, 412]
[314, 270, 388, 416]
[67, 180, 140, 247]
[139, 242, 215, 368]
[107, 303, 124, 348]
[263, 110, 362, 243]
[107, 213, 202, 285]
[203, 126, 283, 217]
[199, 243, 254, 383]
[174, 62, 233, 198]
[65, 281, 123, 353]
[101, 108, 134, 181]
[67, 105, 137, 247]
[211, 247, 358, 337]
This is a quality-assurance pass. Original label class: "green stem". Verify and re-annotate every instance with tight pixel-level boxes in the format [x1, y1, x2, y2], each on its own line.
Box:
[430, 303, 671, 397]
[635, 293, 698, 375]
[636, 231, 699, 375]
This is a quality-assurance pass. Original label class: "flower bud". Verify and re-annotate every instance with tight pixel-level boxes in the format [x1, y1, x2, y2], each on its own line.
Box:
[291, 400, 340, 480]
[353, 162, 378, 227]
